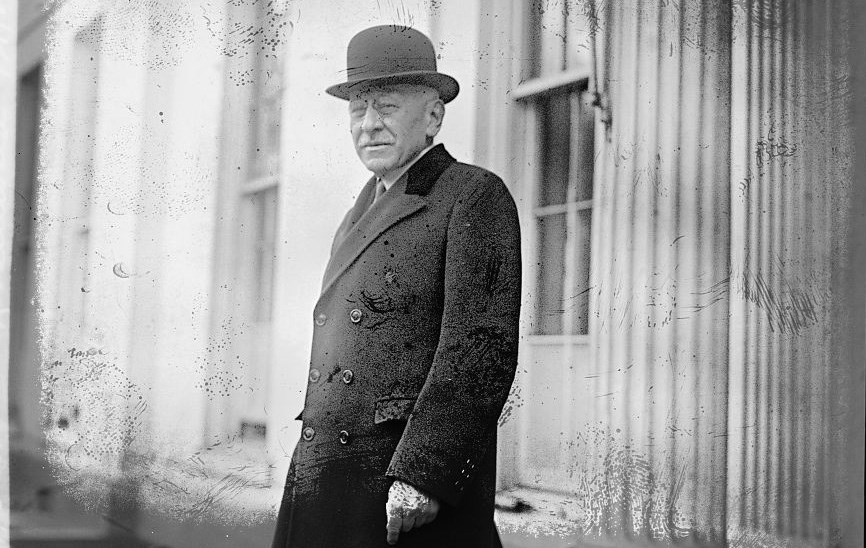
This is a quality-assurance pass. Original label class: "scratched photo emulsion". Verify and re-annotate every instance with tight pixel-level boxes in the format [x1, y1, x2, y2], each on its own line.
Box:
[4, 1, 863, 547]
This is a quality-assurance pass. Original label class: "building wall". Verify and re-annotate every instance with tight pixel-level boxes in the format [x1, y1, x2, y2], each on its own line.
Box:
[589, 1, 732, 541]
[585, 0, 856, 543]
[15, 0, 861, 546]
[25, 1, 486, 545]
[35, 0, 243, 518]
[2, 1, 21, 544]
[478, 0, 859, 546]
[8, 0, 48, 452]
[726, 1, 854, 543]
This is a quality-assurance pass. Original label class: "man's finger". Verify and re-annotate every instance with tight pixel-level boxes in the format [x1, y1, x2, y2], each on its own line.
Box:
[415, 513, 431, 527]
[422, 505, 440, 527]
[386, 509, 402, 545]
[400, 513, 416, 533]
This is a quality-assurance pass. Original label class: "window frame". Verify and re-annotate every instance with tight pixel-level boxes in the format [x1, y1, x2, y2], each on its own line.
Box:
[202, 0, 287, 483]
[518, 77, 594, 346]
[495, 0, 600, 495]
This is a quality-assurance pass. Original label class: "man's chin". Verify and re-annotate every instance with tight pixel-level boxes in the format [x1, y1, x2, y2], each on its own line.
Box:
[360, 157, 397, 177]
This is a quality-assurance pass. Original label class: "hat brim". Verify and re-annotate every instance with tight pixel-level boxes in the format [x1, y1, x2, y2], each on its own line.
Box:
[325, 71, 459, 103]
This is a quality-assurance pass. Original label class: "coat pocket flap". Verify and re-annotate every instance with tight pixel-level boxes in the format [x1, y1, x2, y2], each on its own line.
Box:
[374, 397, 417, 424]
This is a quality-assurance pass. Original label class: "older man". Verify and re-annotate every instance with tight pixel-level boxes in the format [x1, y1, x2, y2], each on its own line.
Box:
[272, 25, 521, 548]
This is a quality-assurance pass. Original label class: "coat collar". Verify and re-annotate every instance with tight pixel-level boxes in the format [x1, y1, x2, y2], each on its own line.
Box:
[405, 143, 455, 196]
[320, 145, 455, 297]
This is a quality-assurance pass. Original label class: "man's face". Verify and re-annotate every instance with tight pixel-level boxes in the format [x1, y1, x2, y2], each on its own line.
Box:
[349, 85, 443, 179]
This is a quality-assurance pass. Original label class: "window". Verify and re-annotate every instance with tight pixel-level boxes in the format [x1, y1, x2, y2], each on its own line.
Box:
[516, 85, 595, 493]
[497, 0, 598, 495]
[10, 63, 44, 446]
[59, 26, 100, 342]
[248, 8, 284, 181]
[234, 184, 278, 431]
[533, 89, 594, 336]
[208, 0, 286, 462]
[231, 0, 285, 433]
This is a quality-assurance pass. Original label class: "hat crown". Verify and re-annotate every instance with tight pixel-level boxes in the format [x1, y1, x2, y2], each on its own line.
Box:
[326, 25, 459, 103]
[346, 25, 437, 82]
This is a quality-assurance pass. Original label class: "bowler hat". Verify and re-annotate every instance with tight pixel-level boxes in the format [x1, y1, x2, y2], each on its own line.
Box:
[326, 25, 459, 103]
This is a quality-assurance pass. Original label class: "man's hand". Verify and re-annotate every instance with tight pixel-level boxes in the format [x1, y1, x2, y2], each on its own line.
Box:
[385, 479, 440, 545]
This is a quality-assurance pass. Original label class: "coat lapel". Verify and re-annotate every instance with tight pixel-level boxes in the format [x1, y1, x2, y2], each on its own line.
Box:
[330, 176, 377, 254]
[321, 174, 425, 295]
[320, 144, 456, 297]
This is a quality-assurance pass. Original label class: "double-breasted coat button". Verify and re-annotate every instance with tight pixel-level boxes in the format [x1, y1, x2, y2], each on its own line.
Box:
[341, 369, 354, 384]
[349, 308, 363, 323]
[302, 427, 315, 441]
[309, 368, 321, 383]
[339, 430, 350, 444]
[314, 313, 327, 326]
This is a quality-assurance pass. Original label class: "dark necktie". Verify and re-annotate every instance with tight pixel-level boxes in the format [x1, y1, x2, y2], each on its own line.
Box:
[369, 179, 387, 210]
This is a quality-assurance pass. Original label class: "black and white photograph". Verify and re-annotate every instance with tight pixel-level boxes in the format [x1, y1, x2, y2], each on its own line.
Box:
[0, 1, 863, 547]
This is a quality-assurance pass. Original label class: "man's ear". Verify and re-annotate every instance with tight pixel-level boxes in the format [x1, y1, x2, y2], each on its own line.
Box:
[426, 99, 445, 138]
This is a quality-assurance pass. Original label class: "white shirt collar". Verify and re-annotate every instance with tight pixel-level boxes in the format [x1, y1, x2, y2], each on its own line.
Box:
[377, 143, 437, 190]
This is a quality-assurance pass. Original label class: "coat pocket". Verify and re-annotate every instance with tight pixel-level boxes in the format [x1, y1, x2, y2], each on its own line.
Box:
[374, 396, 417, 424]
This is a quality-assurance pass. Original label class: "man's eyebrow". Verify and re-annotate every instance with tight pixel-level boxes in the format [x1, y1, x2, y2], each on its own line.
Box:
[348, 92, 404, 108]
[372, 88, 404, 98]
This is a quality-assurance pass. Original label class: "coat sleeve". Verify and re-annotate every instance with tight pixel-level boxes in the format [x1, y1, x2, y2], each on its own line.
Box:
[385, 171, 522, 507]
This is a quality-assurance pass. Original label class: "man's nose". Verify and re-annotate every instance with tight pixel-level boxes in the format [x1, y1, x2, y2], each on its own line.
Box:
[360, 105, 384, 132]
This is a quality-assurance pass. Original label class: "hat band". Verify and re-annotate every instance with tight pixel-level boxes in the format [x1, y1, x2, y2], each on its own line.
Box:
[346, 56, 438, 82]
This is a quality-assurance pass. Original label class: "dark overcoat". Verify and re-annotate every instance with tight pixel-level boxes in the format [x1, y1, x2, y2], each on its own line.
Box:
[272, 145, 522, 548]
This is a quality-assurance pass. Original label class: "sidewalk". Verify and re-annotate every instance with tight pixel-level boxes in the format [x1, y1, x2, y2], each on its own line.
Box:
[10, 444, 584, 548]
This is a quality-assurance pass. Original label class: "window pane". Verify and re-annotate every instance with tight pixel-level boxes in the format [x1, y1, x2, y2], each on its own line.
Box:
[538, 92, 571, 206]
[568, 209, 592, 335]
[241, 186, 278, 322]
[572, 91, 595, 202]
[565, 0, 596, 72]
[523, 344, 566, 484]
[235, 185, 278, 425]
[537, 90, 595, 206]
[251, 61, 283, 179]
[526, 0, 567, 78]
[535, 212, 567, 335]
[249, 0, 285, 179]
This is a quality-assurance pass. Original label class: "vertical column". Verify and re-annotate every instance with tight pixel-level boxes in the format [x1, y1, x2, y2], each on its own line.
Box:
[790, 3, 810, 536]
[698, 4, 733, 542]
[725, 0, 750, 535]
[589, 0, 732, 542]
[841, 1, 866, 547]
[777, 0, 795, 536]
[726, 0, 856, 543]
[0, 0, 18, 545]
[824, 0, 855, 544]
